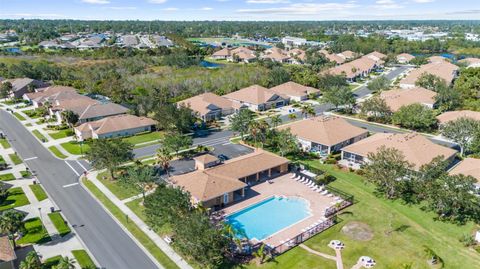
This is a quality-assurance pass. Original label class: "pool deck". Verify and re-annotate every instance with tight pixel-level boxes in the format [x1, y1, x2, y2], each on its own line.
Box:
[222, 173, 337, 247]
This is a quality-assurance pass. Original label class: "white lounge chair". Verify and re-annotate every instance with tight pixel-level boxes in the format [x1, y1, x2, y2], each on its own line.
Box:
[290, 173, 296, 179]
[306, 182, 315, 187]
[320, 190, 329, 195]
[312, 186, 320, 191]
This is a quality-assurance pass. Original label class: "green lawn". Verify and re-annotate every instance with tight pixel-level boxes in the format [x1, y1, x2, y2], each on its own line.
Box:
[13, 112, 26, 121]
[32, 130, 48, 142]
[48, 212, 71, 236]
[72, 250, 96, 269]
[0, 138, 11, 149]
[82, 179, 178, 269]
[8, 153, 22, 165]
[22, 109, 42, 119]
[97, 171, 140, 200]
[248, 163, 480, 269]
[49, 129, 74, 140]
[60, 141, 90, 155]
[123, 131, 164, 145]
[48, 146, 68, 159]
[16, 217, 52, 245]
[43, 255, 62, 268]
[29, 184, 48, 201]
[0, 173, 15, 181]
[20, 170, 32, 178]
[0, 187, 30, 211]
[25, 123, 32, 127]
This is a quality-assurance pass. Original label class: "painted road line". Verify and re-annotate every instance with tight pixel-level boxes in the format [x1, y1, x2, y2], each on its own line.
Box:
[65, 161, 80, 176]
[63, 182, 79, 188]
[221, 142, 231, 145]
[76, 160, 88, 172]
[23, 156, 38, 161]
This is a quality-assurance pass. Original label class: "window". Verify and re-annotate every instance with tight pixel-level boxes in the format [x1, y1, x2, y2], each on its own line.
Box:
[223, 193, 229, 204]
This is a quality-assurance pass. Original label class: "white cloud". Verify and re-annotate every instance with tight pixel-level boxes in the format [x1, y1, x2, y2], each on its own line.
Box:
[103, 6, 137, 10]
[374, 0, 403, 9]
[200, 7, 213, 11]
[412, 0, 435, 2]
[376, 0, 394, 4]
[161, 7, 178, 11]
[246, 0, 290, 3]
[237, 2, 358, 15]
[81, 0, 110, 4]
[148, 0, 168, 3]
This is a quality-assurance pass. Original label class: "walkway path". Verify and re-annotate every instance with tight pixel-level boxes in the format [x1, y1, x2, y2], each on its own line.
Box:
[84, 170, 192, 269]
[299, 244, 344, 269]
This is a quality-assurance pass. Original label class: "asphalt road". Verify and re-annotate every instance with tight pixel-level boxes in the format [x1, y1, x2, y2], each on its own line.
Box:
[352, 65, 410, 98]
[0, 110, 159, 269]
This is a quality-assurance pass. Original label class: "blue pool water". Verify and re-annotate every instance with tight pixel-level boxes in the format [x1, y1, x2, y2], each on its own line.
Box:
[226, 196, 311, 241]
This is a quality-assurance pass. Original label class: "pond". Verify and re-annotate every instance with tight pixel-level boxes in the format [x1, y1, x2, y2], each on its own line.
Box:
[200, 60, 224, 69]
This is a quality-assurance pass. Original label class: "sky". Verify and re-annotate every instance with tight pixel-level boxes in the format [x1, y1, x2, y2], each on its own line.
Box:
[0, 0, 479, 21]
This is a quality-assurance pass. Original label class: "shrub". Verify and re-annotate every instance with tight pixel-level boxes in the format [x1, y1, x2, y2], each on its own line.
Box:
[459, 234, 476, 247]
[316, 173, 337, 185]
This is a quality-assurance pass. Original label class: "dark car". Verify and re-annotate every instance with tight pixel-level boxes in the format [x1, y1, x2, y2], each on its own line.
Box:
[217, 154, 229, 161]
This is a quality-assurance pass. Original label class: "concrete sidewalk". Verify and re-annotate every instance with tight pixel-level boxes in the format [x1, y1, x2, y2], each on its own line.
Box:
[84, 170, 192, 269]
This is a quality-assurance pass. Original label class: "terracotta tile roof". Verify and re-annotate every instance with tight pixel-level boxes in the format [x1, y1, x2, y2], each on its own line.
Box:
[449, 158, 480, 182]
[263, 47, 290, 62]
[396, 53, 415, 62]
[288, 49, 306, 61]
[319, 50, 346, 64]
[212, 47, 231, 57]
[458, 57, 480, 67]
[342, 133, 457, 170]
[436, 110, 480, 124]
[52, 96, 99, 112]
[325, 56, 377, 79]
[0, 236, 16, 262]
[428, 55, 447, 63]
[75, 114, 156, 135]
[400, 61, 459, 86]
[231, 47, 256, 61]
[338, 50, 356, 59]
[269, 81, 320, 98]
[224, 85, 287, 105]
[193, 154, 219, 164]
[25, 86, 78, 103]
[365, 51, 387, 63]
[177, 92, 232, 116]
[280, 115, 368, 147]
[380, 87, 436, 112]
[172, 150, 288, 202]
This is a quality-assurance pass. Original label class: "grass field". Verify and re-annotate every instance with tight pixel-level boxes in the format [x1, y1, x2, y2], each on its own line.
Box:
[123, 131, 164, 145]
[29, 184, 48, 201]
[43, 255, 62, 268]
[16, 217, 52, 245]
[60, 141, 90, 155]
[22, 109, 42, 119]
[8, 153, 22, 165]
[0, 187, 30, 211]
[72, 249, 96, 269]
[0, 138, 11, 149]
[82, 178, 179, 269]
[20, 170, 32, 178]
[48, 146, 68, 159]
[32, 130, 48, 142]
[13, 112, 26, 121]
[0, 173, 15, 181]
[97, 171, 140, 200]
[247, 163, 480, 269]
[48, 212, 71, 236]
[49, 129, 74, 140]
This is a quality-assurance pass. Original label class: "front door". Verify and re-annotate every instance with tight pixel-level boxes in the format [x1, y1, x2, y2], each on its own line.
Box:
[223, 193, 229, 204]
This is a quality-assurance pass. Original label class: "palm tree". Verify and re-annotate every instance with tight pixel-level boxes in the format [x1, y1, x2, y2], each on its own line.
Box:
[156, 147, 173, 178]
[0, 209, 25, 248]
[56, 256, 76, 269]
[300, 104, 315, 119]
[288, 113, 297, 121]
[253, 243, 267, 265]
[269, 114, 282, 128]
[19, 251, 41, 269]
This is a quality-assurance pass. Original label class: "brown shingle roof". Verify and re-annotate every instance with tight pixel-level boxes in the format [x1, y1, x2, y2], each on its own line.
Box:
[269, 81, 320, 98]
[224, 85, 287, 105]
[25, 86, 78, 103]
[78, 103, 129, 120]
[400, 61, 459, 86]
[436, 110, 480, 124]
[172, 150, 288, 202]
[449, 158, 480, 183]
[380, 87, 436, 112]
[396, 53, 415, 62]
[326, 56, 377, 79]
[342, 133, 457, 170]
[177, 92, 232, 116]
[0, 236, 16, 262]
[193, 154, 219, 164]
[280, 116, 368, 147]
[75, 114, 156, 135]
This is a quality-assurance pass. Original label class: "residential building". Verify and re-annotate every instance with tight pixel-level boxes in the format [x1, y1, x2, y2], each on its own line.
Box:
[436, 110, 480, 125]
[262, 47, 291, 63]
[319, 50, 346, 65]
[3, 78, 49, 99]
[211, 47, 257, 63]
[337, 50, 357, 60]
[211, 47, 231, 60]
[23, 85, 78, 108]
[177, 92, 237, 121]
[286, 49, 307, 64]
[458, 58, 480, 68]
[364, 51, 387, 65]
[449, 158, 480, 187]
[171, 149, 289, 208]
[0, 236, 16, 269]
[340, 133, 457, 170]
[194, 154, 221, 170]
[396, 53, 415, 64]
[51, 98, 128, 124]
[224, 85, 289, 111]
[74, 114, 157, 141]
[281, 36, 307, 47]
[269, 81, 320, 101]
[152, 35, 173, 47]
[280, 116, 369, 155]
[379, 87, 437, 112]
[325, 56, 378, 82]
[428, 55, 447, 63]
[399, 61, 459, 89]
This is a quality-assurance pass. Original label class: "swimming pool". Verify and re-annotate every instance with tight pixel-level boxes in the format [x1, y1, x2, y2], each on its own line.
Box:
[226, 196, 311, 241]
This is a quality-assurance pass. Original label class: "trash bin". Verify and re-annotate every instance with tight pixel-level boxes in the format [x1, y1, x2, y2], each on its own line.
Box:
[50, 207, 55, 213]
